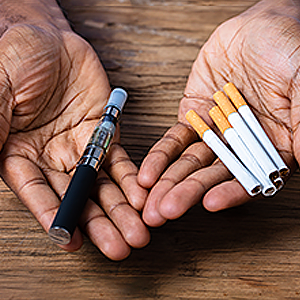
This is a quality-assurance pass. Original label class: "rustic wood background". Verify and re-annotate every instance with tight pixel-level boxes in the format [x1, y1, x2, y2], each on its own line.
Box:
[2, 0, 300, 299]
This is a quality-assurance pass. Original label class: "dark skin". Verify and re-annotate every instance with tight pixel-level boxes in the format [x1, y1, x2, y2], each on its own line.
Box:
[0, 0, 150, 261]
[1, 0, 300, 260]
[139, 0, 300, 227]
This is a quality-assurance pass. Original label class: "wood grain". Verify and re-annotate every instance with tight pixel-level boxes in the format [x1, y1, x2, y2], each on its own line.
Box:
[3, 1, 300, 299]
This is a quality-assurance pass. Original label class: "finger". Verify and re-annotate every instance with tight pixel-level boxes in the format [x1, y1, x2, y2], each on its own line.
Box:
[0, 153, 141, 260]
[0, 155, 83, 252]
[159, 141, 216, 183]
[79, 199, 131, 261]
[142, 142, 215, 226]
[202, 179, 252, 212]
[46, 167, 147, 260]
[138, 122, 197, 189]
[147, 161, 234, 226]
[92, 170, 150, 249]
[104, 143, 147, 211]
[142, 178, 173, 227]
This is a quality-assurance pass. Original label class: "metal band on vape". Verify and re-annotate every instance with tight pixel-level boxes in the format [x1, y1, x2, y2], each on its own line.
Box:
[78, 106, 120, 171]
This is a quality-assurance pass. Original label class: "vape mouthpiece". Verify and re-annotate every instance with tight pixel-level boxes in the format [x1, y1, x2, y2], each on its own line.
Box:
[106, 88, 128, 111]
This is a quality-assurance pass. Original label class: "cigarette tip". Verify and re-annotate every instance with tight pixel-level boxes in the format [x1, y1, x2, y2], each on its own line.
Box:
[223, 82, 236, 91]
[213, 91, 236, 117]
[185, 109, 210, 138]
[223, 82, 246, 109]
[209, 106, 231, 134]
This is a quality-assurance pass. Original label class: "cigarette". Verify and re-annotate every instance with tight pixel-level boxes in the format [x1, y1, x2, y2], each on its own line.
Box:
[209, 106, 276, 197]
[223, 82, 289, 178]
[185, 109, 261, 197]
[213, 91, 281, 186]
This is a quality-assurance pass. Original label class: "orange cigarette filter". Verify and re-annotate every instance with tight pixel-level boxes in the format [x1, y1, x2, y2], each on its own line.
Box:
[213, 91, 236, 118]
[223, 82, 247, 109]
[185, 109, 209, 139]
[209, 106, 232, 135]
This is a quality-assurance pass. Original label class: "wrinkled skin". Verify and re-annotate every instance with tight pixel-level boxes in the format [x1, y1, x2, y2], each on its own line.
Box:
[139, 0, 300, 227]
[0, 24, 150, 260]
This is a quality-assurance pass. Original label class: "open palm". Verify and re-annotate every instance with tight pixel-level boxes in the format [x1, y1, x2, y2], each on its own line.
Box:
[139, 0, 299, 226]
[0, 24, 149, 260]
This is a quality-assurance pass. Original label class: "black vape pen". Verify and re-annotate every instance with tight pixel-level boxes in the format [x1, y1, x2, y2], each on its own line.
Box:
[48, 88, 128, 245]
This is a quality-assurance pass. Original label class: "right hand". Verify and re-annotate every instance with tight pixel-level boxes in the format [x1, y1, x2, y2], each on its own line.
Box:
[0, 0, 150, 260]
[139, 0, 299, 227]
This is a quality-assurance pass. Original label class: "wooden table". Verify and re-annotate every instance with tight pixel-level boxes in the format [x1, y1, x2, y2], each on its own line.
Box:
[2, 0, 300, 299]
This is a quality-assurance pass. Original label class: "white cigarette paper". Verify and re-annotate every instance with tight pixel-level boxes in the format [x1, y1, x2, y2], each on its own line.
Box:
[209, 106, 276, 197]
[202, 129, 261, 197]
[239, 105, 288, 177]
[223, 82, 289, 178]
[186, 110, 261, 197]
[213, 91, 281, 185]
